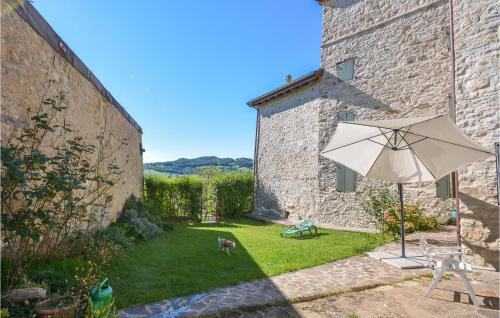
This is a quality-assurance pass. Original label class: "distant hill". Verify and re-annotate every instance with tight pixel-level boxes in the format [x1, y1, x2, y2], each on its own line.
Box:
[144, 156, 253, 175]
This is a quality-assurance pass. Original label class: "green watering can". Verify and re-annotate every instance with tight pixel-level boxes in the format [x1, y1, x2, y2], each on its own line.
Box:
[90, 278, 113, 310]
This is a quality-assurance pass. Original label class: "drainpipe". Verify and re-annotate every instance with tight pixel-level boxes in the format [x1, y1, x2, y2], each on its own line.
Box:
[448, 0, 460, 246]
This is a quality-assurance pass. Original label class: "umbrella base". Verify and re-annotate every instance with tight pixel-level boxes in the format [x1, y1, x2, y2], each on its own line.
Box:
[367, 251, 427, 269]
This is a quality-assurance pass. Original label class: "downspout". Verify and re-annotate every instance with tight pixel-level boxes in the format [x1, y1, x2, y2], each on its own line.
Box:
[252, 107, 260, 213]
[448, 0, 460, 246]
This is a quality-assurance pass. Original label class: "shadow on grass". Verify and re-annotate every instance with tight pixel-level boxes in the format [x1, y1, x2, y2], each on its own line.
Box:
[114, 226, 298, 317]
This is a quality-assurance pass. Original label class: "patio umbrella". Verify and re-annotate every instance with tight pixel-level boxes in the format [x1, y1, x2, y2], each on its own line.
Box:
[321, 114, 493, 257]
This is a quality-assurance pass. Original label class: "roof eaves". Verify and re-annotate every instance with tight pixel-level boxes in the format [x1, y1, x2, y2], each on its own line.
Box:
[247, 69, 323, 107]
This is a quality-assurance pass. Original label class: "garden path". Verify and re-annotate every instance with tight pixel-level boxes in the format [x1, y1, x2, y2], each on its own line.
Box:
[119, 227, 466, 318]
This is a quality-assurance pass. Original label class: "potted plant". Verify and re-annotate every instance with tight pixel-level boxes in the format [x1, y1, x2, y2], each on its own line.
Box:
[36, 295, 78, 318]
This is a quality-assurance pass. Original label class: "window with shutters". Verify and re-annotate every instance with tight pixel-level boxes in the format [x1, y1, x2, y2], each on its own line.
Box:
[336, 112, 357, 192]
[436, 174, 452, 198]
[337, 60, 354, 81]
[338, 112, 354, 122]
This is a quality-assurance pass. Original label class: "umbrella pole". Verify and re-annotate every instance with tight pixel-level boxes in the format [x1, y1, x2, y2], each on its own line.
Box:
[398, 183, 406, 258]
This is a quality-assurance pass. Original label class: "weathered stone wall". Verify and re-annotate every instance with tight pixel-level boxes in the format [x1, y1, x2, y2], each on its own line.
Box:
[252, 0, 498, 268]
[316, 0, 452, 229]
[1, 5, 144, 225]
[254, 82, 320, 220]
[453, 0, 499, 269]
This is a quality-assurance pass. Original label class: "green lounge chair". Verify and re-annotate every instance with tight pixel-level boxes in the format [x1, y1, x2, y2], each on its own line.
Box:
[280, 219, 318, 237]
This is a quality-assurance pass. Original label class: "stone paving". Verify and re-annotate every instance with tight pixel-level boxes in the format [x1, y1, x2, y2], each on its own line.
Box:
[119, 227, 471, 318]
[230, 272, 499, 318]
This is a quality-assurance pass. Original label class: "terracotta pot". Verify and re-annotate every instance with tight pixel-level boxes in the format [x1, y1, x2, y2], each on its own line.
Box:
[36, 297, 78, 318]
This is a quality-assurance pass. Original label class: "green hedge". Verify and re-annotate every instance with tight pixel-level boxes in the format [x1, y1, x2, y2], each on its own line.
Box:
[145, 174, 204, 221]
[144, 171, 253, 221]
[210, 171, 253, 219]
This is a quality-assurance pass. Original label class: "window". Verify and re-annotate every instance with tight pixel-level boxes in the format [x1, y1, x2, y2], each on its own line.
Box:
[436, 174, 452, 198]
[337, 60, 354, 81]
[336, 112, 357, 192]
[338, 112, 354, 122]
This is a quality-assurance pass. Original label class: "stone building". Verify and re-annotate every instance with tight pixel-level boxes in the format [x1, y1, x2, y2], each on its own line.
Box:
[1, 0, 144, 224]
[248, 0, 498, 269]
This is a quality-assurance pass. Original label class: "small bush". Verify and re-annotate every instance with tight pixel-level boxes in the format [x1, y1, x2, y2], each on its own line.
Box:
[99, 226, 134, 250]
[384, 203, 439, 235]
[123, 196, 173, 230]
[360, 187, 439, 236]
[359, 187, 399, 229]
[117, 209, 162, 240]
[30, 271, 67, 294]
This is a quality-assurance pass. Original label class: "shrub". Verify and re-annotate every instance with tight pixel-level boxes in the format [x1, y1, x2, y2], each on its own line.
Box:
[1, 87, 124, 285]
[99, 226, 134, 250]
[117, 209, 162, 240]
[145, 174, 203, 221]
[384, 203, 439, 235]
[122, 195, 173, 230]
[359, 187, 439, 236]
[54, 230, 119, 314]
[30, 271, 68, 294]
[359, 187, 399, 229]
[209, 171, 253, 219]
[144, 170, 253, 221]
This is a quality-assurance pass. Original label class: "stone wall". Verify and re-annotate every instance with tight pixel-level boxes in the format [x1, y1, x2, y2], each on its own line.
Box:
[251, 0, 498, 268]
[316, 0, 452, 229]
[1, 2, 144, 225]
[254, 82, 320, 220]
[453, 0, 499, 269]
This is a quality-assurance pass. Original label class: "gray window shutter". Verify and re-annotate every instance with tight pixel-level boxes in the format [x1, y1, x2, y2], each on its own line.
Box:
[344, 166, 356, 192]
[336, 164, 357, 193]
[436, 175, 451, 198]
[336, 164, 346, 192]
[336, 110, 357, 193]
[337, 63, 346, 81]
[337, 60, 354, 81]
[345, 60, 354, 80]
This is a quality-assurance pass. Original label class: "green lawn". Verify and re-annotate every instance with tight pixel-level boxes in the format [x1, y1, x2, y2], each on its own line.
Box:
[109, 218, 388, 308]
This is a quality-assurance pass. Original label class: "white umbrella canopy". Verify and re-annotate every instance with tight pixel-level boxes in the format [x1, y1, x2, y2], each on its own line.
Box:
[321, 114, 492, 183]
[321, 114, 494, 257]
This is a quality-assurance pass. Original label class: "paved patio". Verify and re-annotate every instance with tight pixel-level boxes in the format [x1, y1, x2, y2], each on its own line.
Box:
[231, 271, 499, 318]
[119, 227, 493, 318]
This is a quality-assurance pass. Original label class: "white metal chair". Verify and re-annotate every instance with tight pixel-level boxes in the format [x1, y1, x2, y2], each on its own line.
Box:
[420, 237, 478, 307]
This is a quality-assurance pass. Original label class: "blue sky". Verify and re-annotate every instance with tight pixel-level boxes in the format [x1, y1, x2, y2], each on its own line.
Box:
[34, 0, 322, 163]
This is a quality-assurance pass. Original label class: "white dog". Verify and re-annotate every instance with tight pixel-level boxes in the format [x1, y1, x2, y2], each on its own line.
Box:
[218, 237, 236, 255]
